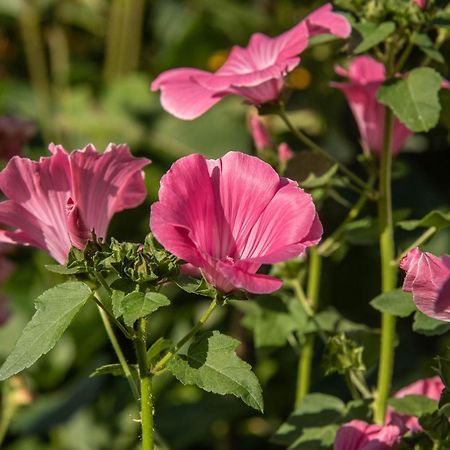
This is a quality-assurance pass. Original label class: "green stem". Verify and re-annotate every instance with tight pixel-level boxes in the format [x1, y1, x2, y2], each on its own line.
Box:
[295, 248, 322, 407]
[395, 226, 437, 265]
[277, 108, 370, 193]
[374, 107, 397, 424]
[152, 298, 218, 374]
[97, 304, 139, 399]
[135, 318, 154, 450]
[0, 383, 15, 447]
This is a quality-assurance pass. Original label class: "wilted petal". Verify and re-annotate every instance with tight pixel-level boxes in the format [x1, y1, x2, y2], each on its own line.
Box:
[400, 248, 450, 321]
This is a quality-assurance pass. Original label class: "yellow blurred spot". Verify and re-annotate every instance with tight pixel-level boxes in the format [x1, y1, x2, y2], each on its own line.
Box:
[287, 67, 311, 90]
[207, 49, 230, 71]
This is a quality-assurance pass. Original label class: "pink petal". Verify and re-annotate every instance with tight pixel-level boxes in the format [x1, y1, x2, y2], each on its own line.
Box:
[239, 180, 321, 263]
[66, 198, 91, 250]
[150, 153, 217, 265]
[249, 114, 273, 151]
[347, 56, 386, 85]
[69, 143, 149, 240]
[277, 143, 294, 164]
[305, 3, 351, 39]
[217, 259, 282, 294]
[151, 68, 225, 120]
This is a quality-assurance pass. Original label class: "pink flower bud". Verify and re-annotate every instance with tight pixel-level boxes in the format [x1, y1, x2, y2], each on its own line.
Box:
[249, 114, 273, 151]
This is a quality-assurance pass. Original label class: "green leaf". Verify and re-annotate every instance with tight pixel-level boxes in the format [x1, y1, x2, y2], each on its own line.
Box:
[233, 296, 297, 348]
[414, 34, 445, 64]
[413, 311, 450, 336]
[0, 282, 92, 380]
[176, 276, 217, 298]
[167, 331, 263, 412]
[389, 395, 438, 417]
[111, 290, 125, 318]
[272, 393, 345, 446]
[377, 67, 444, 132]
[89, 363, 138, 378]
[398, 210, 450, 231]
[121, 291, 171, 327]
[370, 289, 416, 317]
[44, 264, 81, 275]
[353, 21, 396, 53]
[304, 307, 368, 334]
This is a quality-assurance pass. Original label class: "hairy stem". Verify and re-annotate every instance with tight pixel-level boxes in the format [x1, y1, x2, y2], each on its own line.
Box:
[135, 318, 154, 450]
[152, 298, 218, 374]
[374, 107, 397, 424]
[295, 248, 322, 407]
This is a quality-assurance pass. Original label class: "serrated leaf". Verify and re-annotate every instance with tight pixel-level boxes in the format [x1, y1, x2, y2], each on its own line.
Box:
[176, 276, 217, 298]
[353, 21, 395, 53]
[398, 210, 450, 231]
[90, 363, 138, 378]
[389, 395, 438, 417]
[272, 393, 345, 446]
[0, 282, 92, 380]
[377, 67, 444, 132]
[167, 331, 263, 412]
[413, 311, 450, 336]
[370, 289, 416, 317]
[121, 291, 171, 327]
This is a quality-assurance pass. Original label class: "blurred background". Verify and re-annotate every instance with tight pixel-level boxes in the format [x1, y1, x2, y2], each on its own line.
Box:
[0, 0, 449, 449]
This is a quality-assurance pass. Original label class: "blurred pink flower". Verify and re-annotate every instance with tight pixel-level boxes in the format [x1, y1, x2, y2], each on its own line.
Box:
[151, 4, 350, 120]
[0, 116, 35, 160]
[400, 247, 450, 321]
[331, 56, 412, 156]
[278, 143, 294, 165]
[415, 0, 427, 9]
[249, 114, 273, 151]
[387, 376, 444, 433]
[334, 420, 401, 450]
[0, 295, 10, 326]
[150, 151, 322, 294]
[0, 144, 150, 264]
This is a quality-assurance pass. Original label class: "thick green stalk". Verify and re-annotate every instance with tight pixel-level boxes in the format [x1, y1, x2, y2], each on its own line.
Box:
[374, 108, 397, 424]
[295, 247, 322, 407]
[135, 318, 154, 450]
[152, 298, 218, 374]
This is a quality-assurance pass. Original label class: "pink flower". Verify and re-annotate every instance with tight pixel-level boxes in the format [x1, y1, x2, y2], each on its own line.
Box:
[331, 56, 412, 156]
[278, 143, 294, 165]
[0, 143, 150, 264]
[415, 0, 427, 9]
[334, 420, 401, 450]
[150, 151, 322, 294]
[249, 114, 273, 151]
[0, 116, 35, 160]
[151, 4, 350, 120]
[387, 376, 444, 433]
[400, 247, 450, 321]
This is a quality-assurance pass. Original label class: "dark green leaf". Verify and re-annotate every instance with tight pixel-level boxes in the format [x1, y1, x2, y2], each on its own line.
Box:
[413, 311, 450, 336]
[414, 34, 445, 64]
[89, 363, 138, 378]
[272, 393, 345, 446]
[167, 331, 263, 412]
[389, 395, 438, 416]
[121, 291, 171, 327]
[377, 67, 444, 132]
[353, 21, 396, 53]
[370, 289, 416, 317]
[176, 276, 217, 298]
[398, 210, 450, 231]
[0, 282, 92, 380]
[304, 307, 368, 334]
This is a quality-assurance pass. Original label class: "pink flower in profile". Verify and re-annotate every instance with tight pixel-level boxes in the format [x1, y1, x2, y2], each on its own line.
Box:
[278, 143, 294, 165]
[0, 144, 150, 264]
[415, 0, 427, 9]
[334, 420, 401, 450]
[331, 56, 412, 156]
[150, 151, 322, 294]
[400, 247, 450, 321]
[387, 376, 444, 433]
[151, 3, 350, 120]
